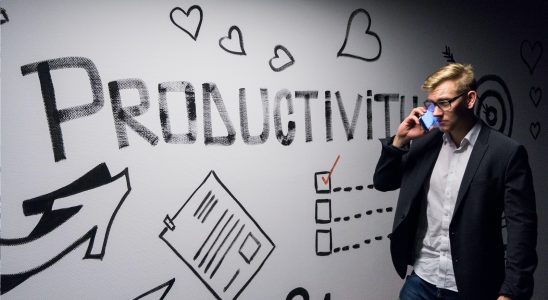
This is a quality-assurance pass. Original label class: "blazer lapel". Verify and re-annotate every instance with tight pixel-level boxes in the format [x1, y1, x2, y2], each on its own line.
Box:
[454, 122, 490, 214]
[404, 130, 443, 206]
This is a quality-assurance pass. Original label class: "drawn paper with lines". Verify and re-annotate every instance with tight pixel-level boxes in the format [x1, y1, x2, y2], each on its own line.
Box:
[159, 171, 275, 300]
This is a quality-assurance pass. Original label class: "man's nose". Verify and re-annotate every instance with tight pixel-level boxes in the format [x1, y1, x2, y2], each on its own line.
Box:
[433, 105, 443, 116]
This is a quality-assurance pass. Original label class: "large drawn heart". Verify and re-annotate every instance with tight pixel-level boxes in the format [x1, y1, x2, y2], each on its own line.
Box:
[219, 26, 246, 55]
[269, 45, 295, 72]
[530, 122, 541, 140]
[529, 86, 542, 108]
[337, 8, 382, 62]
[170, 5, 203, 41]
[520, 40, 543, 74]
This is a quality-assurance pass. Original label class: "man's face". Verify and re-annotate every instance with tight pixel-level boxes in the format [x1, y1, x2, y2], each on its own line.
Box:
[427, 80, 473, 133]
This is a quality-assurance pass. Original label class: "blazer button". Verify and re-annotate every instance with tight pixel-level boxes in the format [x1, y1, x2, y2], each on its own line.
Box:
[400, 214, 406, 219]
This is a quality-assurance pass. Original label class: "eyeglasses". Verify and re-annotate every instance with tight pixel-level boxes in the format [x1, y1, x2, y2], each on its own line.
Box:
[423, 90, 469, 111]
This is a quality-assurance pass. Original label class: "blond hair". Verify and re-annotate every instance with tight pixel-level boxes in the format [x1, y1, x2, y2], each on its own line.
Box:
[422, 63, 477, 93]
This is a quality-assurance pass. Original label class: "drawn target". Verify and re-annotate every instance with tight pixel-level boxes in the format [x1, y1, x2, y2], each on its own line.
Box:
[475, 75, 514, 137]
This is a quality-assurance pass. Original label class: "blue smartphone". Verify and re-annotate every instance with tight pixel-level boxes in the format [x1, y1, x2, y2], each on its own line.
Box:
[419, 107, 438, 132]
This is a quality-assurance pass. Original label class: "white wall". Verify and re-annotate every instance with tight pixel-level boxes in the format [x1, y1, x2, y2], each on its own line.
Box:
[1, 1, 547, 299]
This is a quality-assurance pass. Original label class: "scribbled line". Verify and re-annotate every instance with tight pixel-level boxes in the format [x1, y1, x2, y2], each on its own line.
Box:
[332, 235, 389, 254]
[333, 207, 393, 223]
[193, 208, 247, 284]
[332, 184, 374, 192]
[224, 269, 240, 292]
[194, 190, 218, 223]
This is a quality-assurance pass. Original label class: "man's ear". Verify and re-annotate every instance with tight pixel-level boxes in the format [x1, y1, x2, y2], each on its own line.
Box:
[466, 91, 477, 109]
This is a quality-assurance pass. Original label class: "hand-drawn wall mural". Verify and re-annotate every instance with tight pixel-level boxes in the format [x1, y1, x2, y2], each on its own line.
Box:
[160, 171, 275, 300]
[2, 1, 547, 299]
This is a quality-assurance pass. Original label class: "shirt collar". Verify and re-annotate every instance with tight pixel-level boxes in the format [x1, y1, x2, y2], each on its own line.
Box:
[442, 119, 482, 148]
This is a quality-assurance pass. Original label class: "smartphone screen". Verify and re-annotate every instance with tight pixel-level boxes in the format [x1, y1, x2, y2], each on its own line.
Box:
[419, 108, 437, 132]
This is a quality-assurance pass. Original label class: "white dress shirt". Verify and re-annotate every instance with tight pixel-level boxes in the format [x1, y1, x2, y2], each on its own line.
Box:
[413, 121, 482, 292]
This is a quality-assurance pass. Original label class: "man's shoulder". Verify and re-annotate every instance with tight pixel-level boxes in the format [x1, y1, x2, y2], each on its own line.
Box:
[482, 125, 521, 148]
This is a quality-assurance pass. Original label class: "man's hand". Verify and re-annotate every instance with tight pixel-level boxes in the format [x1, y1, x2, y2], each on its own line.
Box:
[497, 296, 512, 300]
[393, 107, 427, 148]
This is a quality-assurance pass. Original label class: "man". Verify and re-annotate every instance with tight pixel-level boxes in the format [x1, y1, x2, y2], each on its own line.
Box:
[373, 64, 537, 299]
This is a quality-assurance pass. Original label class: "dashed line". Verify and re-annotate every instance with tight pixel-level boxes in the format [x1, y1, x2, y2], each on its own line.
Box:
[332, 235, 388, 253]
[333, 207, 393, 223]
[333, 184, 375, 193]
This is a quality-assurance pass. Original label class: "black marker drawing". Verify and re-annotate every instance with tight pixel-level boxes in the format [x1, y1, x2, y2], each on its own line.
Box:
[335, 92, 363, 141]
[530, 122, 541, 140]
[269, 45, 295, 72]
[203, 83, 237, 145]
[274, 89, 296, 145]
[286, 287, 331, 300]
[313, 168, 393, 257]
[337, 8, 382, 62]
[442, 45, 456, 63]
[529, 86, 542, 108]
[239, 88, 269, 145]
[0, 163, 131, 294]
[295, 91, 319, 142]
[475, 75, 514, 137]
[109, 78, 159, 148]
[170, 5, 203, 41]
[21, 57, 105, 162]
[160, 171, 275, 300]
[133, 278, 175, 300]
[0, 7, 9, 25]
[520, 40, 543, 75]
[219, 26, 246, 55]
[374, 93, 399, 138]
[325, 91, 333, 142]
[159, 81, 198, 144]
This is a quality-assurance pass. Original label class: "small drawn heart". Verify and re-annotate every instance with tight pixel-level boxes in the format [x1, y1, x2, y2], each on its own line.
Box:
[520, 40, 543, 75]
[530, 122, 540, 140]
[170, 5, 203, 41]
[337, 8, 382, 62]
[0, 7, 9, 25]
[219, 26, 246, 55]
[529, 87, 542, 108]
[269, 45, 295, 72]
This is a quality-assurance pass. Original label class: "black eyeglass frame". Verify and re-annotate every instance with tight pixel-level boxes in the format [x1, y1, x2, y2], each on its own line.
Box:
[423, 90, 470, 111]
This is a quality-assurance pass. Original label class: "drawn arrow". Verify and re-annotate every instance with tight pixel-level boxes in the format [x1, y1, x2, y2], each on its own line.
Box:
[0, 163, 131, 295]
[133, 278, 176, 300]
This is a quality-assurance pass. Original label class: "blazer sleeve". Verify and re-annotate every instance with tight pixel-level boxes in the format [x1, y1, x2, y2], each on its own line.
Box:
[499, 145, 538, 300]
[373, 136, 408, 192]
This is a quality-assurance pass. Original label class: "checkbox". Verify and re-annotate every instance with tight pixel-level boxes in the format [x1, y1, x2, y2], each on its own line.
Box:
[315, 199, 331, 224]
[315, 228, 332, 256]
[314, 171, 331, 194]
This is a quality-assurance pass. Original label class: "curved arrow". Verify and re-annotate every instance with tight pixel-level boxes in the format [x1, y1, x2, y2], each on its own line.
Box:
[0, 163, 131, 295]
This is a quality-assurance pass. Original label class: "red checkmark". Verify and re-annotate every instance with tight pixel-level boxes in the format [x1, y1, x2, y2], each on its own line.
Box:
[322, 155, 341, 185]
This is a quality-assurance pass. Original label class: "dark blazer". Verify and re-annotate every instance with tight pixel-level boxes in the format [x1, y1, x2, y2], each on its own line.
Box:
[373, 122, 537, 300]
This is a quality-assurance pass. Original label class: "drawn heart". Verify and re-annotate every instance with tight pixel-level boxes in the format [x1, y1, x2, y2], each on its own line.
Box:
[219, 26, 246, 55]
[0, 7, 9, 25]
[529, 87, 542, 108]
[337, 8, 382, 62]
[269, 45, 295, 72]
[170, 5, 203, 41]
[520, 40, 543, 75]
[530, 122, 541, 140]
